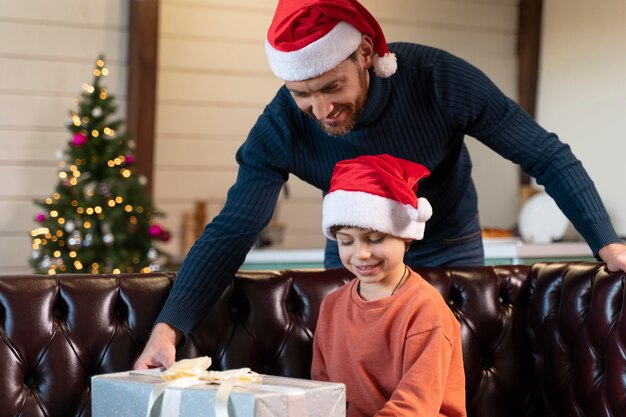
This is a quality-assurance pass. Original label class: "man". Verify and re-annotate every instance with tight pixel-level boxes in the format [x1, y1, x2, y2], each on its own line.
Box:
[135, 0, 626, 370]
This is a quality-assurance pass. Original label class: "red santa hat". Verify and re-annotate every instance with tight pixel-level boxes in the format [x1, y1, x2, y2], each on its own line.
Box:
[322, 154, 432, 241]
[265, 0, 397, 81]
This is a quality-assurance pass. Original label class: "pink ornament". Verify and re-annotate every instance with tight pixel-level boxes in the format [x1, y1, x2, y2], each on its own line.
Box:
[73, 132, 87, 146]
[148, 224, 163, 237]
[36, 212, 46, 222]
[125, 154, 135, 165]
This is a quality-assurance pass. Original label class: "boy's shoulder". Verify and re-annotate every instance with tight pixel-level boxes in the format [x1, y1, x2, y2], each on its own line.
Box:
[320, 278, 355, 306]
[406, 271, 460, 331]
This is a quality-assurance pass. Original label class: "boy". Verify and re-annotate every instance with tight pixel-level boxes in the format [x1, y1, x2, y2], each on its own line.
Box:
[311, 154, 466, 417]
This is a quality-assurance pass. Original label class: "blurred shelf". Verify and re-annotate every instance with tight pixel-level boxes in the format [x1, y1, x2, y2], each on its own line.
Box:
[240, 239, 594, 270]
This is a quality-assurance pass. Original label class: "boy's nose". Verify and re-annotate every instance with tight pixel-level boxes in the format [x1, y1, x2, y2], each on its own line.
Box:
[354, 243, 371, 259]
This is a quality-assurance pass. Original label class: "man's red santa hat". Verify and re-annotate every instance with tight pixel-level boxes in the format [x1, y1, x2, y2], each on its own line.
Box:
[265, 0, 397, 81]
[322, 154, 432, 241]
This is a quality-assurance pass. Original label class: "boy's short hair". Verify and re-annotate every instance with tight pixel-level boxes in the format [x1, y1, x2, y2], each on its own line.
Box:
[322, 154, 433, 241]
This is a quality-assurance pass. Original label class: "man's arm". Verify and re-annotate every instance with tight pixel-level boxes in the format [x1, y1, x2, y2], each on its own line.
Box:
[433, 50, 624, 268]
[133, 106, 292, 369]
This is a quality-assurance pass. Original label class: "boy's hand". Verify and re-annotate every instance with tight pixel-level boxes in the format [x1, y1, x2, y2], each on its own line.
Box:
[133, 323, 182, 370]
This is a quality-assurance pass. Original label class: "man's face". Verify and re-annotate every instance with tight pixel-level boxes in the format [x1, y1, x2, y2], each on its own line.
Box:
[284, 58, 369, 137]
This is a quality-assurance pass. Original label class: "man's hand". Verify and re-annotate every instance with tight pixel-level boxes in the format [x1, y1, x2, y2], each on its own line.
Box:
[598, 242, 626, 273]
[133, 323, 182, 370]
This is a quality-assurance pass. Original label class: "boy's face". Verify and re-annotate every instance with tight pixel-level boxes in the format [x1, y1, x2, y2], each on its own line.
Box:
[335, 227, 409, 294]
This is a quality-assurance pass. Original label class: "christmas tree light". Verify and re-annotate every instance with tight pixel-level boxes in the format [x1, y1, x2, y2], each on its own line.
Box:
[30, 55, 170, 275]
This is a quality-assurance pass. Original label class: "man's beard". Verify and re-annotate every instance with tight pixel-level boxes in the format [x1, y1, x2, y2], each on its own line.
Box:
[312, 67, 368, 137]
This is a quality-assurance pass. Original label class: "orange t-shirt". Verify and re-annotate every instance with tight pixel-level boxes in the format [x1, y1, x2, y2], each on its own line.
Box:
[311, 269, 466, 417]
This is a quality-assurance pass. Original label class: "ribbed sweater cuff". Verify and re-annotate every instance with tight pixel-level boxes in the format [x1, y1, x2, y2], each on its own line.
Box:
[154, 301, 196, 338]
[577, 221, 622, 256]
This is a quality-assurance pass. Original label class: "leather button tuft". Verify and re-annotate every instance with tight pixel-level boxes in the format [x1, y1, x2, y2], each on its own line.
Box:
[24, 373, 37, 388]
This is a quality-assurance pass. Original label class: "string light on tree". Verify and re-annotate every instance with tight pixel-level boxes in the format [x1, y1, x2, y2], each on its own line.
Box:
[30, 55, 170, 274]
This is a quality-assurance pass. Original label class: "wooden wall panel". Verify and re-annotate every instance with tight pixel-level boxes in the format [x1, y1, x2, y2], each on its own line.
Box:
[154, 169, 237, 201]
[156, 104, 260, 135]
[0, 0, 128, 273]
[155, 138, 240, 168]
[0, 237, 33, 274]
[0, 201, 40, 233]
[154, 0, 521, 260]
[0, 58, 126, 95]
[0, 166, 58, 197]
[1, 1, 126, 24]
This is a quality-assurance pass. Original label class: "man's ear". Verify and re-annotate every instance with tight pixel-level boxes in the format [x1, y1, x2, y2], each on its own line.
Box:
[359, 35, 375, 69]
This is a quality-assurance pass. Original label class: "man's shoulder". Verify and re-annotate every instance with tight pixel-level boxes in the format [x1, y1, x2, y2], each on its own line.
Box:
[389, 42, 444, 66]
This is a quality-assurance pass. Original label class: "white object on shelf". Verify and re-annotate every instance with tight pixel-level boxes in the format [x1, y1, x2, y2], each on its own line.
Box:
[518, 192, 568, 244]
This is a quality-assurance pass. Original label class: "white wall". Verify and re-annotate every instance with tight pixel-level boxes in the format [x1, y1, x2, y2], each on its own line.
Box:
[155, 0, 522, 260]
[537, 0, 626, 236]
[0, 1, 128, 273]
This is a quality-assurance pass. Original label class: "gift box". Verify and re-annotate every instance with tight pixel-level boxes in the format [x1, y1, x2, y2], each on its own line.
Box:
[92, 370, 345, 417]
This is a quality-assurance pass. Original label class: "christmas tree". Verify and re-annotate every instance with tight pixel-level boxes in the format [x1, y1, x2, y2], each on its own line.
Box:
[30, 56, 170, 275]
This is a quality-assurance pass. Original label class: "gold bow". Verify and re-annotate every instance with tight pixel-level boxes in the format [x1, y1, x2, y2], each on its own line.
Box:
[146, 356, 262, 417]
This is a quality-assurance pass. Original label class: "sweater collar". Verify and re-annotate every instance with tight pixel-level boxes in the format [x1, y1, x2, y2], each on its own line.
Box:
[354, 70, 391, 130]
[350, 270, 418, 308]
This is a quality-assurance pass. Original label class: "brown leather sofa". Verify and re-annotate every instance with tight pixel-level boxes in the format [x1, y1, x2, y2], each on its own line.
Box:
[1, 262, 624, 417]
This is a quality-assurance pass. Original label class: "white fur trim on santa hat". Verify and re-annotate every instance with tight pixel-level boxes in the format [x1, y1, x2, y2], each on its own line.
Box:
[322, 190, 432, 241]
[265, 21, 362, 81]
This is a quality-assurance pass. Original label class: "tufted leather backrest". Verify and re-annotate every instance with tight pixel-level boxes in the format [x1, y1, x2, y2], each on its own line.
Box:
[1, 263, 623, 417]
[0, 272, 176, 417]
[527, 262, 626, 417]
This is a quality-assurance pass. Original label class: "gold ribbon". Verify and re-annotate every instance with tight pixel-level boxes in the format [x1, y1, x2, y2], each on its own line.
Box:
[145, 356, 262, 417]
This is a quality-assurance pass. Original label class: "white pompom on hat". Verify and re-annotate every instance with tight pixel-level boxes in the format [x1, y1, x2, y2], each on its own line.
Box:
[322, 154, 432, 241]
[265, 0, 397, 81]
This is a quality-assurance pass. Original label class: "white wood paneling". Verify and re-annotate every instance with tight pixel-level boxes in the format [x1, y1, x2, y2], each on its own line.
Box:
[1, 1, 127, 26]
[0, 57, 126, 95]
[154, 168, 238, 201]
[0, 130, 66, 163]
[0, 0, 128, 272]
[0, 236, 33, 270]
[156, 103, 260, 136]
[0, 22, 127, 62]
[0, 200, 40, 233]
[158, 71, 281, 105]
[0, 165, 58, 198]
[155, 137, 241, 168]
[159, 38, 269, 73]
[155, 0, 522, 258]
[160, 3, 270, 40]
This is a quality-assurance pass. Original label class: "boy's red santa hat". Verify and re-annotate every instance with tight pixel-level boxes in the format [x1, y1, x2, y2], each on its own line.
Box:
[322, 154, 432, 241]
[265, 0, 397, 81]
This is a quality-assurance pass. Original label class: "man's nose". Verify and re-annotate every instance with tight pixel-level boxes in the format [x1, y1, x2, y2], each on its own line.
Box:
[310, 96, 333, 120]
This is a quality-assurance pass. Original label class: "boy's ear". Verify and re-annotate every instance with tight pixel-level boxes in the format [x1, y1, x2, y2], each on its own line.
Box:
[404, 239, 412, 252]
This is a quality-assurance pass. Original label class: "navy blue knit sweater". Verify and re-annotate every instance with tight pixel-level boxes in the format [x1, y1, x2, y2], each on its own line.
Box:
[157, 43, 620, 334]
